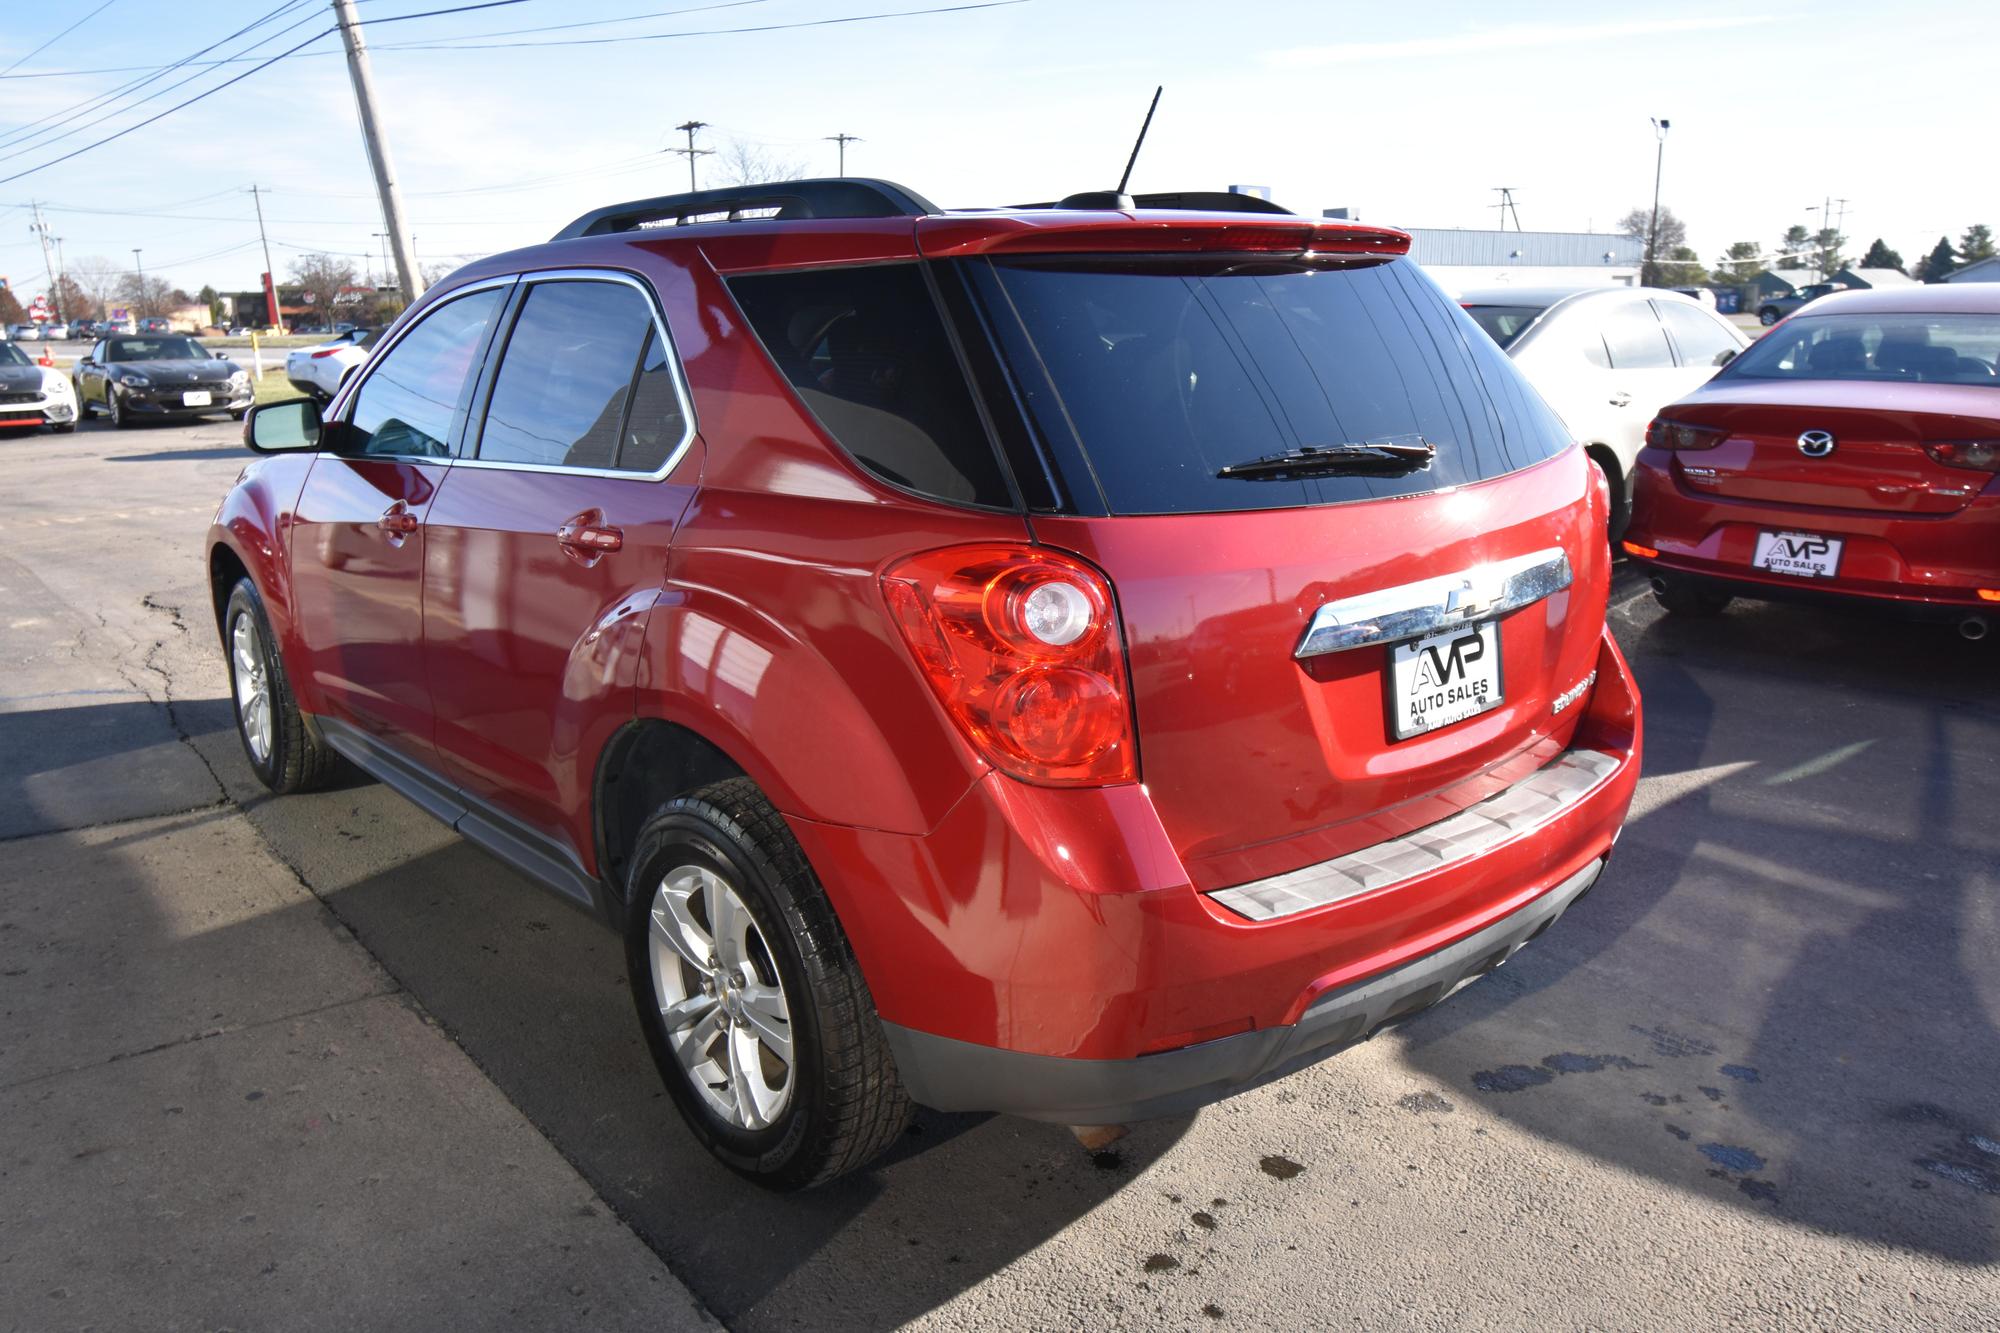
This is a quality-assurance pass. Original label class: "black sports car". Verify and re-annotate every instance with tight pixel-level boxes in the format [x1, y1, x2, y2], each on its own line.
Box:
[73, 334, 253, 428]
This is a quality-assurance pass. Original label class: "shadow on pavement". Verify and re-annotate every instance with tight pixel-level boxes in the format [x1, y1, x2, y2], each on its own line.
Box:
[1394, 597, 2000, 1262]
[107, 447, 248, 463]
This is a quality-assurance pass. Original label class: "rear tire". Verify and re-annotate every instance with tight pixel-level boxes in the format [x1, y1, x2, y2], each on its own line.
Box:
[625, 778, 909, 1190]
[1652, 574, 1734, 617]
[222, 578, 341, 793]
[1758, 307, 1781, 327]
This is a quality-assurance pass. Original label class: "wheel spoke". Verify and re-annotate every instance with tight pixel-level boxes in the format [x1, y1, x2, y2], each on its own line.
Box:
[726, 1032, 761, 1127]
[707, 877, 748, 969]
[738, 983, 792, 1065]
[651, 874, 716, 977]
[660, 992, 716, 1032]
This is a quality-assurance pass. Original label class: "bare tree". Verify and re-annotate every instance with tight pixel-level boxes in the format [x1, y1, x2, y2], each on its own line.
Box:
[68, 255, 127, 319]
[711, 137, 808, 188]
[116, 273, 180, 320]
[287, 251, 359, 322]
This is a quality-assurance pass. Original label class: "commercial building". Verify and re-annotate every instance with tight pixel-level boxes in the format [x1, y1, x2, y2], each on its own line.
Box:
[1396, 227, 1644, 291]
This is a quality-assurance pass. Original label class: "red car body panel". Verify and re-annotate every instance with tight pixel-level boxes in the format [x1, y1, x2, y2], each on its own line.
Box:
[209, 201, 1644, 1113]
[1627, 287, 2000, 611]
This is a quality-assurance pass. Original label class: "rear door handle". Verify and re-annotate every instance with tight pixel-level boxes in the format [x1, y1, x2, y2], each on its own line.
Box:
[379, 504, 420, 536]
[558, 512, 624, 558]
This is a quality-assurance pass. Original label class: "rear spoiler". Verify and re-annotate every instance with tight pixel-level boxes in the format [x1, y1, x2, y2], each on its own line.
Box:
[917, 214, 1412, 260]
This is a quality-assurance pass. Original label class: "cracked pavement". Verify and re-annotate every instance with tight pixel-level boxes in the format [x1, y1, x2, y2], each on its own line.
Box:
[3, 416, 1997, 1330]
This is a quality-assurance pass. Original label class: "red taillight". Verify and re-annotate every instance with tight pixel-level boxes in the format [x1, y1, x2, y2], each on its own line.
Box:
[882, 544, 1135, 787]
[310, 347, 345, 359]
[1645, 417, 1726, 451]
[1925, 440, 2000, 473]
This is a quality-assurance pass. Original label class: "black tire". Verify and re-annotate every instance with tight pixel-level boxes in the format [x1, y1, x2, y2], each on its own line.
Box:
[107, 387, 131, 429]
[625, 778, 909, 1190]
[74, 381, 95, 417]
[1651, 573, 1734, 617]
[228, 408, 247, 422]
[1588, 452, 1629, 544]
[1758, 307, 1781, 327]
[221, 578, 341, 793]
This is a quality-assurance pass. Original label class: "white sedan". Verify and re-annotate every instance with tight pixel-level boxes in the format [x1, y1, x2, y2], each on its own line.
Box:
[1458, 286, 1748, 537]
[0, 339, 79, 433]
[285, 327, 380, 402]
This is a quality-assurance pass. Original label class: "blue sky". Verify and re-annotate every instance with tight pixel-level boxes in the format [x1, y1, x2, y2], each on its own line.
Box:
[0, 0, 1992, 303]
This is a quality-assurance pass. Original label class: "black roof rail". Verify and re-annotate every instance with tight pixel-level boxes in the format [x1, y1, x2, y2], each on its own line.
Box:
[551, 177, 940, 240]
[1013, 190, 1297, 216]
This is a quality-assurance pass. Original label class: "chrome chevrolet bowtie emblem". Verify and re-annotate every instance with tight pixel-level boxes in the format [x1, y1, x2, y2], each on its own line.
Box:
[1798, 429, 1835, 458]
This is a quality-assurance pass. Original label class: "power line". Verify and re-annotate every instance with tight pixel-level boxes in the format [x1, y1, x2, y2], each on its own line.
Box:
[369, 0, 1032, 51]
[0, 0, 122, 78]
[0, 1, 315, 157]
[0, 0, 533, 188]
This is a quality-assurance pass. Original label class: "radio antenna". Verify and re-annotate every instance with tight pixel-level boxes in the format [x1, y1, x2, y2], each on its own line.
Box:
[1116, 86, 1163, 195]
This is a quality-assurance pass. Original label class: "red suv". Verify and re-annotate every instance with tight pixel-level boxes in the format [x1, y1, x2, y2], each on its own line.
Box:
[1625, 284, 2000, 636]
[212, 180, 1642, 1188]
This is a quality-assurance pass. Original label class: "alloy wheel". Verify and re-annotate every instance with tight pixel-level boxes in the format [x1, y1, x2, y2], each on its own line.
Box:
[647, 864, 795, 1130]
[230, 611, 273, 764]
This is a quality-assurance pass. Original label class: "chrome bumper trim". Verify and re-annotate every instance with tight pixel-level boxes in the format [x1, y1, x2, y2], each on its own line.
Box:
[1294, 547, 1573, 659]
[1208, 747, 1621, 922]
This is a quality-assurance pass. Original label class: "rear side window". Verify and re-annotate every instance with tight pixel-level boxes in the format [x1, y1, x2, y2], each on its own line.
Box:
[1600, 302, 1676, 370]
[1462, 304, 1545, 349]
[476, 279, 687, 472]
[1655, 300, 1740, 368]
[727, 264, 1013, 507]
[962, 255, 1571, 515]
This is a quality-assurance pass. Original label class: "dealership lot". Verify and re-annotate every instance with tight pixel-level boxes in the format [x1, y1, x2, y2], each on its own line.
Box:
[3, 418, 1996, 1328]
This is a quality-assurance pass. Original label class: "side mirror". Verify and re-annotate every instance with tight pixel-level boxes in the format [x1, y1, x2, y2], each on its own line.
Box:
[244, 398, 324, 454]
[1715, 348, 1739, 367]
[214, 350, 231, 360]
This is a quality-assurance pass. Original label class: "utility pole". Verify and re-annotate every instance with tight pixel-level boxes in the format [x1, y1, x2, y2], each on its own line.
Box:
[29, 203, 64, 322]
[1492, 187, 1521, 231]
[248, 184, 283, 331]
[826, 132, 861, 175]
[1645, 117, 1670, 286]
[332, 0, 422, 303]
[671, 120, 711, 192]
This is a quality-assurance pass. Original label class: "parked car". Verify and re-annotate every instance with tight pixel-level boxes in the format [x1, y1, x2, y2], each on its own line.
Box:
[5, 324, 33, 341]
[283, 327, 380, 402]
[0, 338, 79, 433]
[1624, 284, 2000, 636]
[73, 334, 252, 427]
[1459, 286, 1748, 536]
[1756, 281, 1847, 327]
[138, 316, 173, 334]
[215, 179, 1642, 1188]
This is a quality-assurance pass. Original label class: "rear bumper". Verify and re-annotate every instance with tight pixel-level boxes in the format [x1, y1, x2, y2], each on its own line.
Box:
[886, 856, 1605, 1123]
[788, 627, 1641, 1119]
[1626, 447, 2000, 611]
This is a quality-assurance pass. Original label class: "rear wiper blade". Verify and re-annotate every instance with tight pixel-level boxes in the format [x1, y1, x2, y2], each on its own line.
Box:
[1215, 438, 1436, 480]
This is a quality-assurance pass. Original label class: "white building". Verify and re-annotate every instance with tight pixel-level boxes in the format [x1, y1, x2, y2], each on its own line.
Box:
[1942, 255, 2000, 283]
[1396, 227, 1644, 292]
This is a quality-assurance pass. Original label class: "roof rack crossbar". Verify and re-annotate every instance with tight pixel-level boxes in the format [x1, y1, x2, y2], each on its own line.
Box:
[551, 177, 939, 240]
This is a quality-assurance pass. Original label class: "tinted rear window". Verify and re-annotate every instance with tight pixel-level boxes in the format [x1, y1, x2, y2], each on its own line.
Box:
[963, 255, 1571, 516]
[1724, 311, 2000, 386]
[727, 264, 1014, 508]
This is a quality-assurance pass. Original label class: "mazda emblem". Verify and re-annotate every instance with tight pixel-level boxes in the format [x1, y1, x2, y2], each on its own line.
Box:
[1797, 429, 1836, 458]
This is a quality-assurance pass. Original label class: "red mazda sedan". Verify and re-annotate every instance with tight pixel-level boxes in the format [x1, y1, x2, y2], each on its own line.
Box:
[211, 180, 1641, 1187]
[1624, 284, 2000, 637]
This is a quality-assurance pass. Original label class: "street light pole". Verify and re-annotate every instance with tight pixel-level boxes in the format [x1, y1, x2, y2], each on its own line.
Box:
[1645, 117, 1670, 286]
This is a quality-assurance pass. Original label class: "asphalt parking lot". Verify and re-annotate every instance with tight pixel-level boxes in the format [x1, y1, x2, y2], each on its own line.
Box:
[4, 415, 1997, 1329]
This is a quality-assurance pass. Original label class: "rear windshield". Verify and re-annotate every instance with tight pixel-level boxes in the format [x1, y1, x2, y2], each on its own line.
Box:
[1462, 304, 1546, 349]
[963, 256, 1571, 515]
[1726, 311, 2000, 386]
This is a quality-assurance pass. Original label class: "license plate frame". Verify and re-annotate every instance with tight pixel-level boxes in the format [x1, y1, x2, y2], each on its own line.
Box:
[1388, 620, 1504, 741]
[1752, 529, 1842, 579]
[181, 390, 212, 407]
